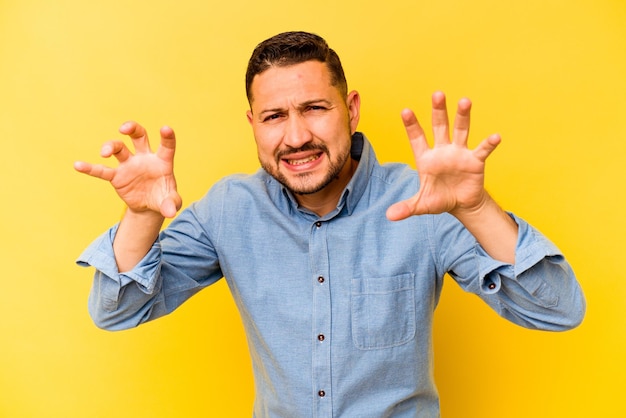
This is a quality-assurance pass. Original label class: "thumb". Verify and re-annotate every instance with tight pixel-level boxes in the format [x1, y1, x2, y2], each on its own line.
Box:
[386, 200, 413, 221]
[160, 192, 183, 218]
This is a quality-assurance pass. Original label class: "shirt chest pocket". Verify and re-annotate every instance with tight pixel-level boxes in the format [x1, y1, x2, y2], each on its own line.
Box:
[351, 273, 416, 350]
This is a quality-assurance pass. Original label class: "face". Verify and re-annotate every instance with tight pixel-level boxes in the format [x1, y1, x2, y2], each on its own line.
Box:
[246, 61, 360, 197]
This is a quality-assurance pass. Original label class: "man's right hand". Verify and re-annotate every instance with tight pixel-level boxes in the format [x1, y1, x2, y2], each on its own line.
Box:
[75, 122, 183, 272]
[74, 121, 182, 218]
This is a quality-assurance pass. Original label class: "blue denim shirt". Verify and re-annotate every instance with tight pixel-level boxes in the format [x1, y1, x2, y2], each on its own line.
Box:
[78, 133, 585, 418]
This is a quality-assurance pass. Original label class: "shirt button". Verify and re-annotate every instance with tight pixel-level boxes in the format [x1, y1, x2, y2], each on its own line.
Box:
[317, 276, 325, 284]
[315, 221, 322, 228]
[317, 334, 325, 341]
[488, 283, 496, 290]
[318, 390, 326, 397]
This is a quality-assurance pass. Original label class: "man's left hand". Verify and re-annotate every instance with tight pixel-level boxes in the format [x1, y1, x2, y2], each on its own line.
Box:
[386, 91, 501, 221]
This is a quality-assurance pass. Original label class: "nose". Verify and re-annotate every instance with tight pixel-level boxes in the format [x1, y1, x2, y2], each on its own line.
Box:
[283, 114, 313, 149]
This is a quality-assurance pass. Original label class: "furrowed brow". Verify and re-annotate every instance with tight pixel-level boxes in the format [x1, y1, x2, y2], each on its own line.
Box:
[298, 99, 333, 109]
[258, 107, 286, 118]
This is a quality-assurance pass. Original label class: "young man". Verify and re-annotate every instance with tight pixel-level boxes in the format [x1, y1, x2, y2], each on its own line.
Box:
[75, 31, 585, 417]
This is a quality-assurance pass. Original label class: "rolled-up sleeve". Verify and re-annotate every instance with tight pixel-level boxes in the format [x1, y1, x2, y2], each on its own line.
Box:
[77, 191, 226, 331]
[436, 213, 586, 331]
[77, 224, 166, 330]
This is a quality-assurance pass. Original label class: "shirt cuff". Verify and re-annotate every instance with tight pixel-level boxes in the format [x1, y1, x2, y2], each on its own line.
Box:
[476, 213, 563, 294]
[76, 224, 162, 294]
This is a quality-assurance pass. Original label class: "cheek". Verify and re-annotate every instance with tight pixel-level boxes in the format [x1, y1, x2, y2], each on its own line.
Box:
[316, 113, 350, 136]
[255, 140, 272, 159]
[253, 132, 280, 161]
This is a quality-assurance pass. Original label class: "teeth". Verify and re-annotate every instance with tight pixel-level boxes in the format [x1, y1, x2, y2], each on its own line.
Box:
[287, 155, 319, 165]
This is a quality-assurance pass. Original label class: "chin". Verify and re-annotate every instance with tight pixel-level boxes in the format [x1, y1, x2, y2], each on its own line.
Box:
[285, 176, 332, 195]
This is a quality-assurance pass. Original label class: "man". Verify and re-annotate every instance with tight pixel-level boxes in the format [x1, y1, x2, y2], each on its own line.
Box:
[75, 31, 585, 417]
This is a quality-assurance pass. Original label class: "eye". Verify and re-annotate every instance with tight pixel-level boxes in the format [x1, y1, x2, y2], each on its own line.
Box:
[262, 113, 283, 122]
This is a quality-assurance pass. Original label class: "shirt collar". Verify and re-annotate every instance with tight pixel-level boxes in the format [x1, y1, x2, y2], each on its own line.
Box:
[339, 132, 373, 216]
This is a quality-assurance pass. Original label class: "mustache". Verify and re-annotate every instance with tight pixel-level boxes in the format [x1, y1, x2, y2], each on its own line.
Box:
[275, 142, 330, 161]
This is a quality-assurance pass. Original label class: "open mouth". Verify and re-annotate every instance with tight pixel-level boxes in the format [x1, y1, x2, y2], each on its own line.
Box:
[285, 153, 322, 166]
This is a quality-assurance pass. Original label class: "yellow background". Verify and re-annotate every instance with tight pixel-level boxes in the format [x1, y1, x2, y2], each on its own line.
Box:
[1, 0, 624, 416]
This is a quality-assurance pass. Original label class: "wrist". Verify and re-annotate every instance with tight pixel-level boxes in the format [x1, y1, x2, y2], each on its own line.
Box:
[450, 191, 493, 221]
[123, 206, 165, 224]
[451, 194, 518, 263]
[113, 207, 165, 273]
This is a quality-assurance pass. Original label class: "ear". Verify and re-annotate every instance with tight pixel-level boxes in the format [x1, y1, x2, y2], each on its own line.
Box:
[346, 90, 361, 134]
[246, 109, 254, 125]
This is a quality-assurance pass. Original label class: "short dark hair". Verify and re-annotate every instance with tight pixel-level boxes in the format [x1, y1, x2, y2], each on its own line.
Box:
[245, 31, 348, 104]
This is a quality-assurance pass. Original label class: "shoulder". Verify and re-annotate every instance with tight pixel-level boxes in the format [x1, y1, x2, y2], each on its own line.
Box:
[173, 170, 278, 238]
[368, 161, 420, 201]
[191, 169, 279, 214]
[372, 161, 417, 183]
[207, 170, 272, 197]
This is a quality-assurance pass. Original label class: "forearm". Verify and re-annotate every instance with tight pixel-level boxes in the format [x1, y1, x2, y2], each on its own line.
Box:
[79, 222, 218, 331]
[113, 208, 165, 272]
[77, 223, 167, 330]
[452, 194, 518, 263]
[492, 259, 585, 330]
[440, 212, 585, 331]
[88, 267, 166, 330]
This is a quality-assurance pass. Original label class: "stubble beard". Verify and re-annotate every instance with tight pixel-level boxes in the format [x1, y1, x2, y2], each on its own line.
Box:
[261, 142, 351, 195]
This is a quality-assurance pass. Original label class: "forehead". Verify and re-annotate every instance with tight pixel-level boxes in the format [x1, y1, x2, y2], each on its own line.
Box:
[249, 61, 340, 108]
